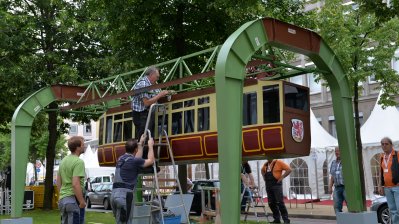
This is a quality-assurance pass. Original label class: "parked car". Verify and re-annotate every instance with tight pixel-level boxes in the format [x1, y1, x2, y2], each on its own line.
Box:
[189, 180, 220, 215]
[86, 183, 112, 210]
[91, 175, 112, 189]
[370, 196, 391, 224]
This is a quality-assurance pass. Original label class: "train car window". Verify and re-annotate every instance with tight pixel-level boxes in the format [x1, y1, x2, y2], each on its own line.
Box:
[172, 112, 182, 135]
[113, 122, 122, 142]
[284, 84, 309, 112]
[198, 97, 209, 105]
[105, 116, 113, 143]
[184, 109, 195, 133]
[124, 112, 132, 119]
[243, 92, 257, 126]
[114, 114, 123, 120]
[123, 120, 132, 141]
[184, 100, 195, 107]
[172, 102, 183, 110]
[198, 107, 210, 132]
[99, 118, 104, 145]
[263, 85, 280, 123]
[157, 115, 168, 136]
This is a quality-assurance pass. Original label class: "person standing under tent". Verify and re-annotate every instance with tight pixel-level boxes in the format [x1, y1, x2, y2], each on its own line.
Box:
[328, 147, 346, 214]
[378, 137, 399, 223]
[111, 135, 155, 224]
[57, 136, 87, 224]
[261, 159, 291, 224]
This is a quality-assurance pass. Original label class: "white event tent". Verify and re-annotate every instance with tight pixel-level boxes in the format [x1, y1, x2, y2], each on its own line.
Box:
[361, 92, 399, 199]
[80, 140, 115, 179]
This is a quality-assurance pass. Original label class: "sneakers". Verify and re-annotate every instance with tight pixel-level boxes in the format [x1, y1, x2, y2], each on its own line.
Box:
[270, 220, 281, 223]
[283, 219, 290, 223]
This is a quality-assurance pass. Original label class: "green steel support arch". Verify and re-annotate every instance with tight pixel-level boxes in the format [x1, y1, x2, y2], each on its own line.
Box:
[11, 87, 56, 217]
[215, 17, 364, 224]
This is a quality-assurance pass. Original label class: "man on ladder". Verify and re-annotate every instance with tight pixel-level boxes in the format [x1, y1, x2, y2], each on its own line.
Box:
[110, 134, 155, 224]
[131, 66, 169, 145]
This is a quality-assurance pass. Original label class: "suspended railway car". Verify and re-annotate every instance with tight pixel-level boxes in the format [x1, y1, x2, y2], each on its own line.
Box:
[96, 78, 310, 166]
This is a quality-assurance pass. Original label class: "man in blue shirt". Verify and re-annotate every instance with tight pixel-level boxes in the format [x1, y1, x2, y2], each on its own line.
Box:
[328, 147, 346, 214]
[131, 66, 168, 141]
[111, 135, 155, 224]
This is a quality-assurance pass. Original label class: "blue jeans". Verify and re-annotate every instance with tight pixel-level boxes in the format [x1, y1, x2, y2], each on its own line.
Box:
[384, 186, 399, 224]
[59, 196, 85, 224]
[333, 185, 346, 214]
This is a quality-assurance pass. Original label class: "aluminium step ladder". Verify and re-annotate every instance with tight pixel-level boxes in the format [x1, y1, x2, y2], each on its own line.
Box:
[133, 103, 190, 224]
[241, 186, 270, 223]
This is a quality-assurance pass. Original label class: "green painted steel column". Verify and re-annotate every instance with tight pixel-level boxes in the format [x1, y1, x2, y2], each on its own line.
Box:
[310, 40, 366, 212]
[11, 87, 56, 217]
[215, 19, 268, 224]
[216, 17, 364, 224]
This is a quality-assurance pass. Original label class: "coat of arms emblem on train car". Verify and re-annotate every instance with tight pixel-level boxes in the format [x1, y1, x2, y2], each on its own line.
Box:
[291, 119, 304, 142]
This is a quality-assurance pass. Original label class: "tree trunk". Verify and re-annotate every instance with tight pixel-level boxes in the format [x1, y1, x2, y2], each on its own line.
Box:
[205, 162, 210, 179]
[353, 83, 367, 206]
[178, 165, 188, 193]
[43, 102, 58, 210]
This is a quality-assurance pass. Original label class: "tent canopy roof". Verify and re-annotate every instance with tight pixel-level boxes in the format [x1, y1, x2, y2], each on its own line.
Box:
[361, 92, 399, 145]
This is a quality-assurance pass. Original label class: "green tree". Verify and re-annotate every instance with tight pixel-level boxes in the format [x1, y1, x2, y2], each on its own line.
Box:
[101, 0, 311, 68]
[355, 0, 399, 23]
[0, 0, 111, 209]
[312, 0, 399, 197]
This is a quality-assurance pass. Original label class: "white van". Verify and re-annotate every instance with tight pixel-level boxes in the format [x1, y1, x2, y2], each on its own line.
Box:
[91, 175, 112, 189]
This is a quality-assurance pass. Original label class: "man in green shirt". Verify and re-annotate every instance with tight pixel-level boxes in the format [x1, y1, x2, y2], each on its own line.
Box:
[57, 136, 87, 224]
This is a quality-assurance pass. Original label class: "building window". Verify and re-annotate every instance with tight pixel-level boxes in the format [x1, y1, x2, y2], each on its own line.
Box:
[393, 50, 399, 73]
[370, 153, 381, 195]
[308, 73, 321, 94]
[84, 124, 92, 136]
[317, 117, 322, 126]
[243, 92, 257, 126]
[329, 119, 337, 138]
[69, 124, 78, 135]
[323, 160, 329, 194]
[194, 164, 207, 180]
[290, 75, 304, 86]
[289, 158, 310, 195]
[369, 74, 377, 83]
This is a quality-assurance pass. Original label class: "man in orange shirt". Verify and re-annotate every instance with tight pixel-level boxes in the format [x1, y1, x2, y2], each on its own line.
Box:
[378, 137, 399, 223]
[261, 159, 292, 224]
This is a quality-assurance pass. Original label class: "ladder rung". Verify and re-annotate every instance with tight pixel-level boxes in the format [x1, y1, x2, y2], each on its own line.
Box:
[158, 186, 177, 190]
[142, 178, 177, 182]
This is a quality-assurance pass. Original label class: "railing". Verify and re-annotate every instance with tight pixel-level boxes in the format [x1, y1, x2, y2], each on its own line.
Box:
[288, 186, 313, 209]
[200, 186, 221, 223]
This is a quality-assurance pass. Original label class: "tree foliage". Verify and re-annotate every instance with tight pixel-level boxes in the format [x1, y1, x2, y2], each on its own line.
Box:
[355, 0, 399, 24]
[314, 0, 399, 107]
[0, 0, 312, 210]
[100, 0, 311, 70]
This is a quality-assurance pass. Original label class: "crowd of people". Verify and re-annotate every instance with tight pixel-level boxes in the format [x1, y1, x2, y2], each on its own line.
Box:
[55, 66, 398, 224]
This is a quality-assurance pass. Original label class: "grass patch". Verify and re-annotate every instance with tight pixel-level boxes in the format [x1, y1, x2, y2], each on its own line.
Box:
[0, 209, 269, 223]
[0, 209, 114, 224]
